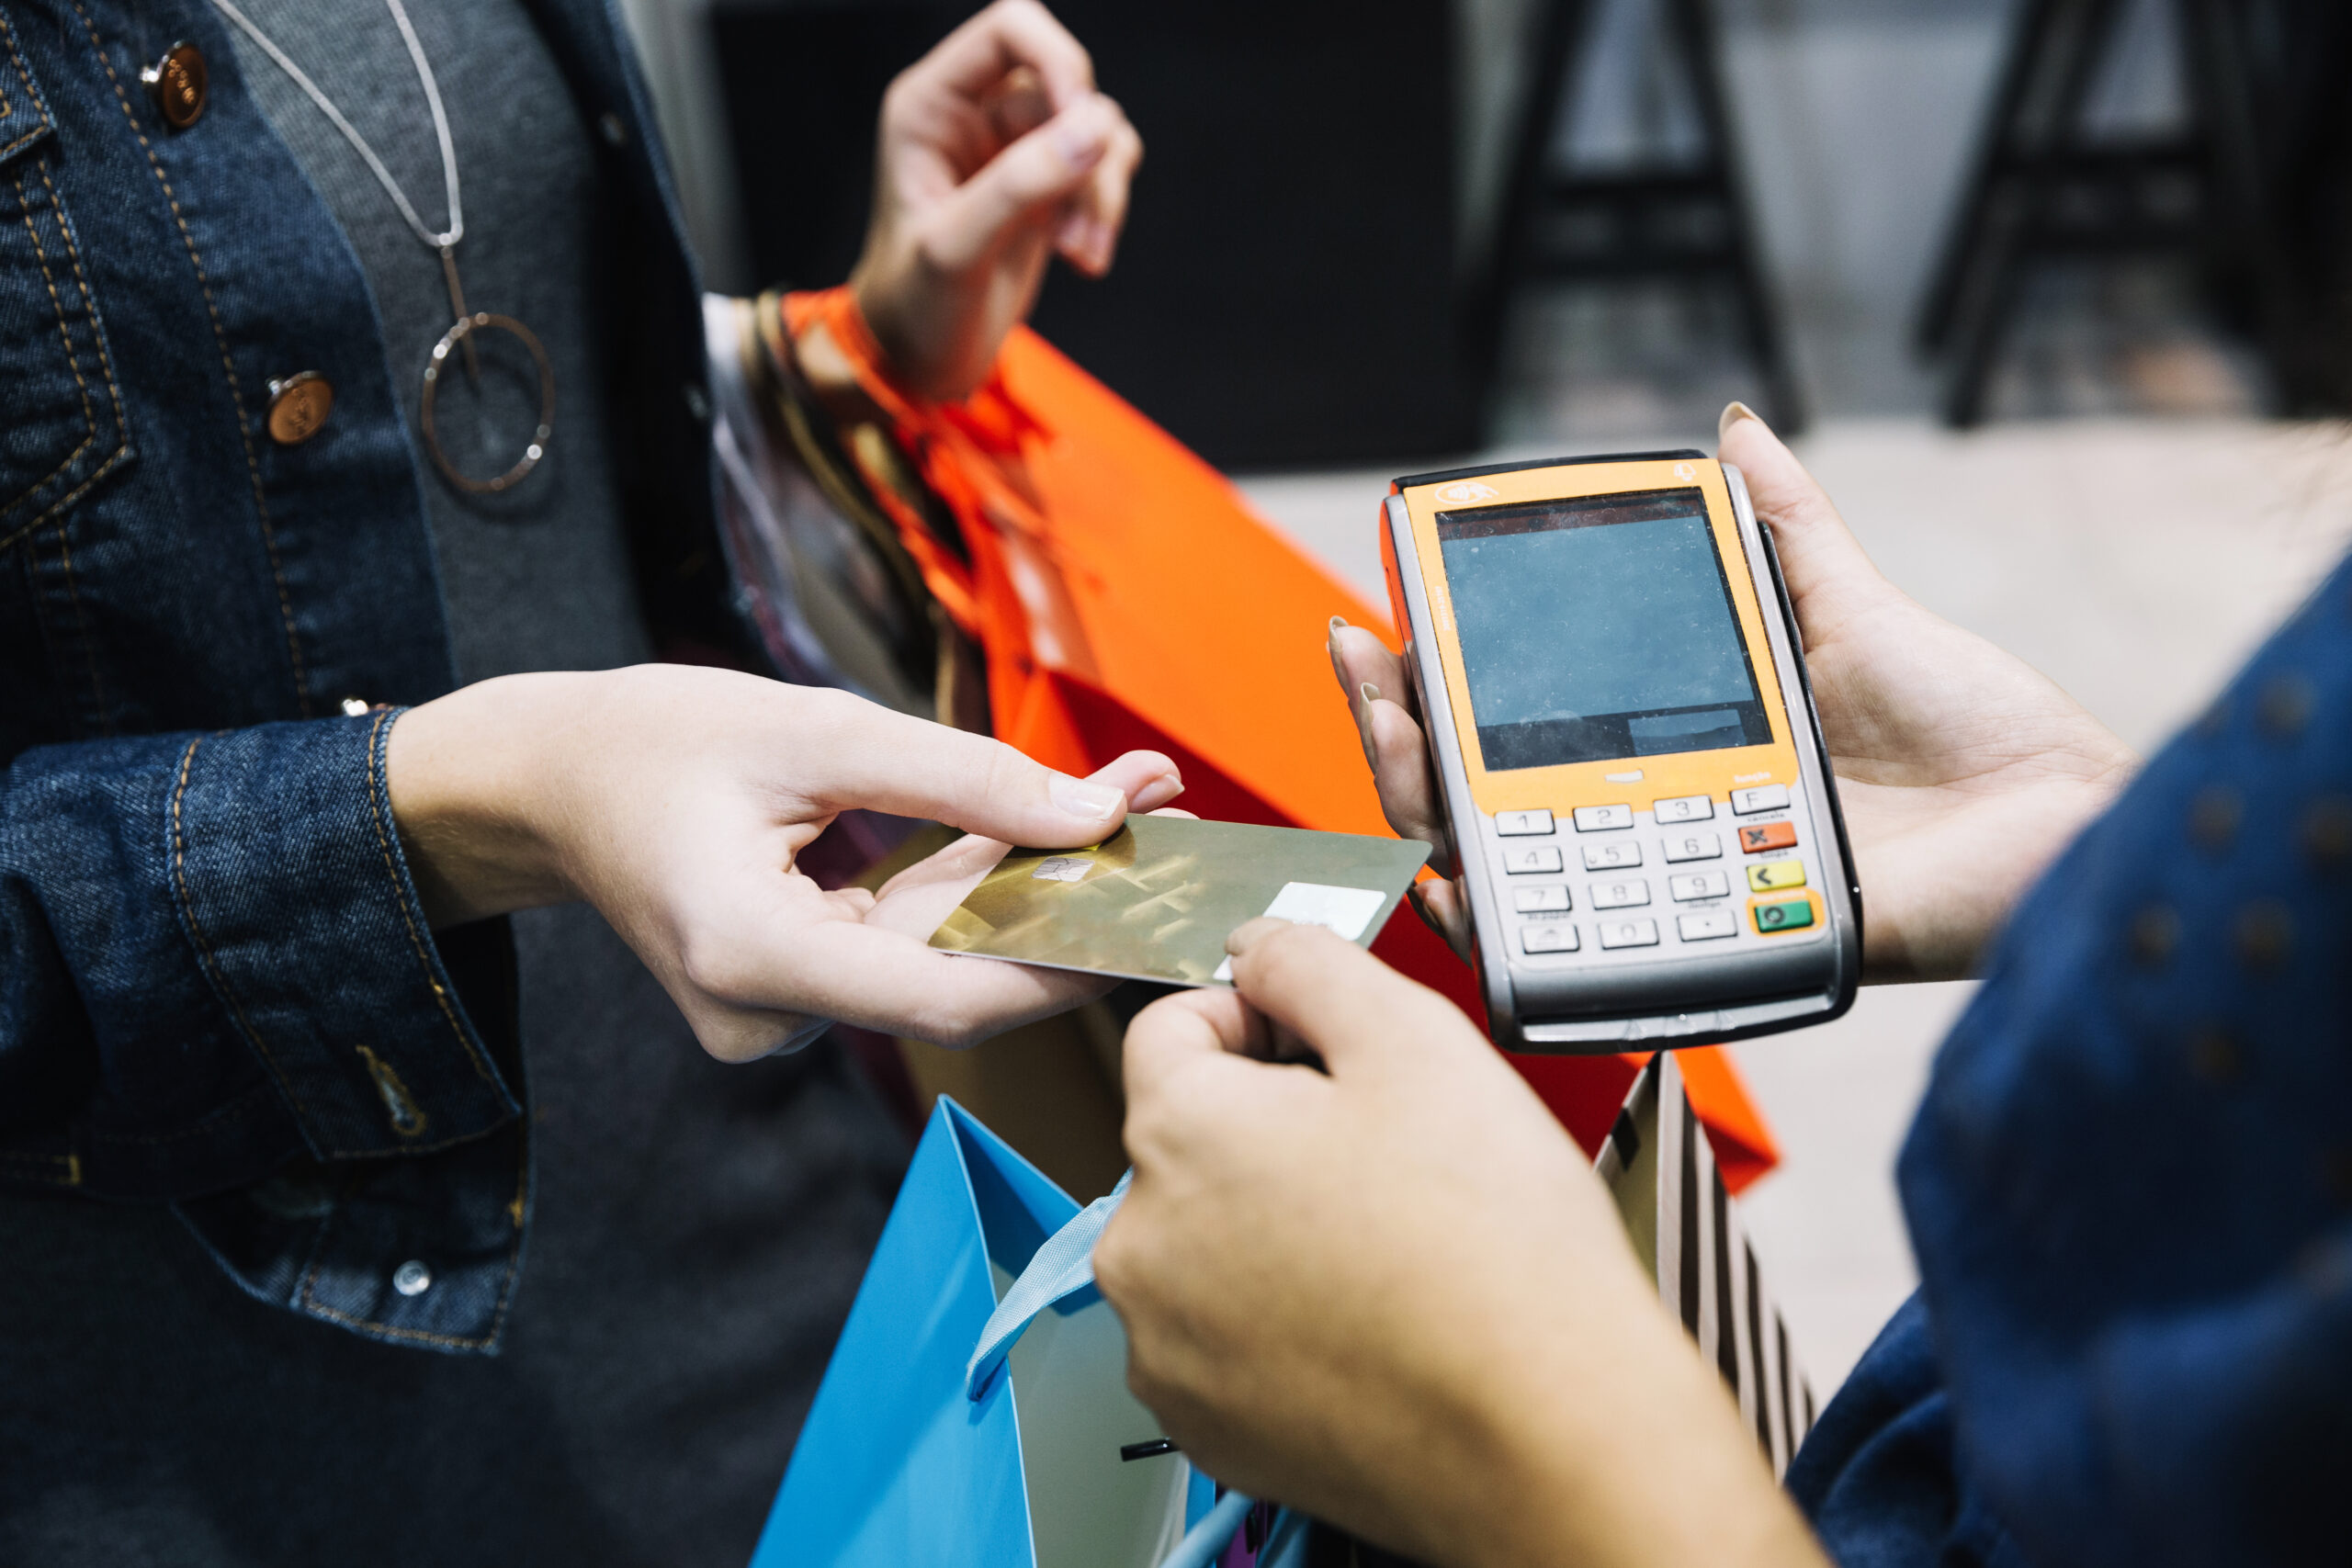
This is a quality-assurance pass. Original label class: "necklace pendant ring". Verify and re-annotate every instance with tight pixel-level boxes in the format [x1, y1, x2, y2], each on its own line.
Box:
[421, 311, 556, 495]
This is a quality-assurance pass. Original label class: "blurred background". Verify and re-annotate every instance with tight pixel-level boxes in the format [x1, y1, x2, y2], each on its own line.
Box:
[622, 0, 2352, 1393]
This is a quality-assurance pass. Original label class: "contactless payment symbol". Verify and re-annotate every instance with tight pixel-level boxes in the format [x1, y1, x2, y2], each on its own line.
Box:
[1433, 480, 1498, 505]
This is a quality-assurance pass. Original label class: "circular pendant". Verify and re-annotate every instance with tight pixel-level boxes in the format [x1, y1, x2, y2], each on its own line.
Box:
[420, 311, 556, 495]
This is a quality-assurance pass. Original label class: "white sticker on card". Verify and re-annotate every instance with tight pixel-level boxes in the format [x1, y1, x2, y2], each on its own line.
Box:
[1211, 882, 1388, 980]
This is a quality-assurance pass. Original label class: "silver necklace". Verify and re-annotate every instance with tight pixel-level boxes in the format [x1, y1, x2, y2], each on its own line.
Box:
[210, 0, 553, 494]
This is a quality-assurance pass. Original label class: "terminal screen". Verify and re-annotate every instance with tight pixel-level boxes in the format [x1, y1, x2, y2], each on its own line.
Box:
[1436, 487, 1770, 771]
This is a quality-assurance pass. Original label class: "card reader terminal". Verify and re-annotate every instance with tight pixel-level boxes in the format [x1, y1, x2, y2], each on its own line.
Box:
[1380, 452, 1860, 1052]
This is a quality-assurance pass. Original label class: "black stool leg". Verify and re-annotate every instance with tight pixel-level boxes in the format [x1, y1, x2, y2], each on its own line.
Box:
[1932, 0, 2129, 426]
[2177, 0, 2305, 412]
[1665, 0, 1804, 434]
[1467, 0, 1599, 405]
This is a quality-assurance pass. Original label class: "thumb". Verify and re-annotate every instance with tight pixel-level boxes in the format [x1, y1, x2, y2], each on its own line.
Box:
[923, 94, 1118, 272]
[796, 696, 1175, 848]
[1120, 986, 1261, 1107]
[1219, 919, 1470, 1077]
[1717, 402, 1891, 639]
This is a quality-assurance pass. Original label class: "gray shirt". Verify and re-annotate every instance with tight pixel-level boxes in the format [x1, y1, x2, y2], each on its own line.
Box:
[225, 0, 650, 683]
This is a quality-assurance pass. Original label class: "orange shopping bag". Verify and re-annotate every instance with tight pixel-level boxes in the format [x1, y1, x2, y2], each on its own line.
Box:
[781, 288, 1779, 1190]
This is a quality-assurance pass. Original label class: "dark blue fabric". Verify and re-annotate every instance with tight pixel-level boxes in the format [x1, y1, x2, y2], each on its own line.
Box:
[1786, 1296, 2031, 1568]
[1796, 558, 2352, 1565]
[0, 0, 732, 1350]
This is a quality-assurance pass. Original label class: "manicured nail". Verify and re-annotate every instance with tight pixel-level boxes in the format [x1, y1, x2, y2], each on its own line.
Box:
[1134, 770, 1185, 810]
[1329, 615, 1349, 637]
[1226, 916, 1292, 955]
[1718, 400, 1759, 442]
[1050, 773, 1124, 819]
[1360, 682, 1380, 706]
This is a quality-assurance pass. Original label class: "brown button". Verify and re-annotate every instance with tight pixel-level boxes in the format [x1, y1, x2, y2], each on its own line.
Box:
[141, 42, 209, 130]
[266, 373, 334, 446]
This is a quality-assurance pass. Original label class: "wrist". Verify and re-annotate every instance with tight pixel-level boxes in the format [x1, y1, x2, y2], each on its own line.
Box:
[1436, 1263, 1824, 1568]
[385, 672, 596, 926]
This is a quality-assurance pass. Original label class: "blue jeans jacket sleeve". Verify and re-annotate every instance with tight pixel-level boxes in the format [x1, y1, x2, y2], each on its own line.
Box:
[1, 708, 515, 1198]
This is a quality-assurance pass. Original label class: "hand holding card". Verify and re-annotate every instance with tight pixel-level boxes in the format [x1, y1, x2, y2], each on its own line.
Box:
[928, 815, 1430, 987]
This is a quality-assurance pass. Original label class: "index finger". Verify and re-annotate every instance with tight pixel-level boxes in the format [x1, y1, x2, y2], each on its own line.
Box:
[908, 0, 1095, 112]
[786, 690, 1177, 850]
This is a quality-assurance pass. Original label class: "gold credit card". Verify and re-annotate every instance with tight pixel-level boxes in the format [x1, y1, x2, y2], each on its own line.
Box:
[928, 814, 1430, 987]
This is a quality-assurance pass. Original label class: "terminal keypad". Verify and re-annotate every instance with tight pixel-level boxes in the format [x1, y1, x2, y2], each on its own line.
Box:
[1496, 786, 1815, 958]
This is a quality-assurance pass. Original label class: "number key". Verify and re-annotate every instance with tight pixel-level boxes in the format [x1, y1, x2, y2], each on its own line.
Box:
[1662, 831, 1723, 863]
[1589, 879, 1650, 910]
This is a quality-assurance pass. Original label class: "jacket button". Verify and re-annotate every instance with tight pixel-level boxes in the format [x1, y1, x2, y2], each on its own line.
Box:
[141, 42, 209, 130]
[266, 372, 334, 445]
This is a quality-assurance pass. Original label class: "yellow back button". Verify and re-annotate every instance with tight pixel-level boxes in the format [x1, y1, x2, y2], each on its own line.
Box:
[1746, 859, 1807, 893]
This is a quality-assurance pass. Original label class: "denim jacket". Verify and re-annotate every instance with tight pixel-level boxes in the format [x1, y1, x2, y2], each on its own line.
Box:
[0, 0, 740, 1351]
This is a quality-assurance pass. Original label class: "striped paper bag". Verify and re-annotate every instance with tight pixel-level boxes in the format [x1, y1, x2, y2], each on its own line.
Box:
[1595, 1054, 1816, 1475]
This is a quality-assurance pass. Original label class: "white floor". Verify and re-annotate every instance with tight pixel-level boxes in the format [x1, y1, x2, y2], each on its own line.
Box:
[1238, 415, 2352, 1391]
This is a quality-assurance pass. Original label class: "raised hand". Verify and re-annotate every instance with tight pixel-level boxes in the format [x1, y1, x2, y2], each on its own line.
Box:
[849, 0, 1144, 401]
[1332, 404, 2137, 982]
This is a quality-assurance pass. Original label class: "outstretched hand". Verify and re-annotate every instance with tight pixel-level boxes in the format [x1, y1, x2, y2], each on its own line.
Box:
[1333, 404, 2138, 982]
[850, 0, 1144, 400]
[387, 665, 1182, 1061]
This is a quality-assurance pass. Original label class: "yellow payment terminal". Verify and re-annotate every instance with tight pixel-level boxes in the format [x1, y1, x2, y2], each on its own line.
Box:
[1381, 451, 1860, 1051]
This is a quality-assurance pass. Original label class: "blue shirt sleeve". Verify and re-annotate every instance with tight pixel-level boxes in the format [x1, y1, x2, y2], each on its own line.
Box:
[1794, 554, 2352, 1566]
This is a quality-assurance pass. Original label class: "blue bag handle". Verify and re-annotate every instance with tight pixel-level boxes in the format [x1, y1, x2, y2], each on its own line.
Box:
[965, 1168, 1133, 1400]
[965, 1167, 1317, 1568]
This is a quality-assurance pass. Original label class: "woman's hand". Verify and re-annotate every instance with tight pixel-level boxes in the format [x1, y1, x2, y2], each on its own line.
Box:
[1334, 404, 2139, 982]
[849, 0, 1143, 401]
[1096, 921, 1826, 1568]
[385, 664, 1181, 1061]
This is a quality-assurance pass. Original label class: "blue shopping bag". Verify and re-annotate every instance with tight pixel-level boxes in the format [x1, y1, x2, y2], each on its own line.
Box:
[750, 1098, 1207, 1568]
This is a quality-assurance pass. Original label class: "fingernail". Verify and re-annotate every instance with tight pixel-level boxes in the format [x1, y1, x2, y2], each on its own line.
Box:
[1360, 682, 1380, 705]
[1226, 916, 1292, 955]
[1050, 773, 1124, 819]
[1053, 101, 1110, 170]
[1718, 400, 1760, 442]
[1329, 615, 1349, 637]
[1134, 770, 1184, 809]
